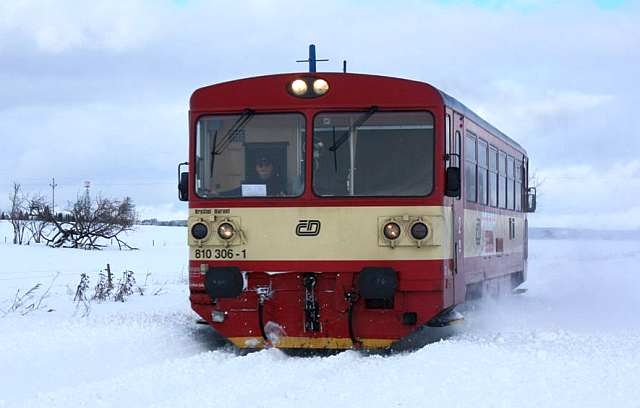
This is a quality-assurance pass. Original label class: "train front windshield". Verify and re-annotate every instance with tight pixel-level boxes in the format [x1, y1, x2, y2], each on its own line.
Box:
[195, 111, 434, 199]
[195, 113, 306, 198]
[313, 111, 434, 197]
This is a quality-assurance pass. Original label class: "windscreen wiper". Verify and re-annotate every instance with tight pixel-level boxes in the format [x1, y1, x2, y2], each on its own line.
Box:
[328, 106, 378, 152]
[214, 108, 255, 155]
[332, 126, 338, 172]
[209, 129, 218, 176]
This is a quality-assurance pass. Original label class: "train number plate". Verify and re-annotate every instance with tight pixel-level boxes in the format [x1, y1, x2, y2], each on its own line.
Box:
[193, 248, 247, 260]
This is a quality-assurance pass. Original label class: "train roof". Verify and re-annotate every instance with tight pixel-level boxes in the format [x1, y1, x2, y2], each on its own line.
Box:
[192, 72, 526, 154]
[437, 90, 525, 153]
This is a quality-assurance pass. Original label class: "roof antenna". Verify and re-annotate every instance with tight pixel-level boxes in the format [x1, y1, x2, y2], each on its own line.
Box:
[343, 60, 347, 73]
[296, 44, 328, 73]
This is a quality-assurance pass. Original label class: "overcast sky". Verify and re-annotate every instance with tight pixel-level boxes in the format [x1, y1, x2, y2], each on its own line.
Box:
[1, 0, 638, 228]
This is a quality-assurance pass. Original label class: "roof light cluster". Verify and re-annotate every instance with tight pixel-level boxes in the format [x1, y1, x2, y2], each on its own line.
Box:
[288, 77, 330, 98]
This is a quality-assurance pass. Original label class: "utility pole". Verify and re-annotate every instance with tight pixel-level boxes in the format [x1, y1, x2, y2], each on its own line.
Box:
[84, 181, 91, 202]
[49, 177, 58, 213]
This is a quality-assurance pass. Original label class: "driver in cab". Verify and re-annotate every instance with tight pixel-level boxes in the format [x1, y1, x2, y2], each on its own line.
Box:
[249, 155, 285, 196]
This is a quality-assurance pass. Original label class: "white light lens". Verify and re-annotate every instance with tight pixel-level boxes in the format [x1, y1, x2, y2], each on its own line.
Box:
[290, 79, 308, 95]
[217, 222, 235, 240]
[383, 222, 401, 240]
[313, 79, 329, 95]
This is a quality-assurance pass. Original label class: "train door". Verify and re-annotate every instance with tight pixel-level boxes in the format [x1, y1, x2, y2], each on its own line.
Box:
[451, 111, 466, 304]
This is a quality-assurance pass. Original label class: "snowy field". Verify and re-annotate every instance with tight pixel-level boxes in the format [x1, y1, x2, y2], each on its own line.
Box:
[1, 220, 639, 407]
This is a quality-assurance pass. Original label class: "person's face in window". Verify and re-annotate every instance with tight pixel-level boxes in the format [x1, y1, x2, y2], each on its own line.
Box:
[255, 158, 274, 181]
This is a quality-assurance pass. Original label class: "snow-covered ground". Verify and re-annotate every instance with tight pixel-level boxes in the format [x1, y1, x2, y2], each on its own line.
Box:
[1, 221, 639, 407]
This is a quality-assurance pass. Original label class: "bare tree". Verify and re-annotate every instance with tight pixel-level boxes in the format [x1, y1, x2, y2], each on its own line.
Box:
[529, 167, 546, 190]
[44, 195, 138, 250]
[25, 194, 51, 244]
[8, 183, 27, 245]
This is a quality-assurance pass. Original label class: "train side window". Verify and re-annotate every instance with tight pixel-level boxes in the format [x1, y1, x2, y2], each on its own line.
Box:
[489, 146, 498, 207]
[507, 155, 515, 210]
[454, 130, 461, 167]
[498, 151, 507, 208]
[477, 139, 488, 206]
[464, 133, 477, 202]
[515, 159, 522, 212]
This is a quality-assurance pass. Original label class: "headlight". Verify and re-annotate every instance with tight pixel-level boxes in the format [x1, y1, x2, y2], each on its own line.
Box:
[217, 222, 235, 240]
[191, 222, 208, 240]
[410, 222, 429, 240]
[312, 79, 329, 95]
[383, 222, 401, 240]
[288, 78, 329, 98]
[290, 79, 308, 96]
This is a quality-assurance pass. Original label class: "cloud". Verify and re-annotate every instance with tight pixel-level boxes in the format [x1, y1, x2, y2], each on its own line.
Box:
[136, 202, 187, 221]
[513, 90, 613, 118]
[0, 0, 166, 53]
[0, 101, 187, 213]
[530, 160, 640, 229]
[471, 81, 622, 166]
[475, 81, 614, 126]
[0, 0, 638, 226]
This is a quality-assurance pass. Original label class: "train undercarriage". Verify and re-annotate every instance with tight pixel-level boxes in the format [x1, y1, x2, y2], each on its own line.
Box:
[190, 263, 523, 350]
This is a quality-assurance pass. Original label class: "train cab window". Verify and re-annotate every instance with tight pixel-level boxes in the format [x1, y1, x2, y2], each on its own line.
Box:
[195, 113, 306, 198]
[498, 151, 507, 208]
[312, 111, 434, 197]
[515, 159, 523, 211]
[464, 133, 477, 202]
[489, 146, 498, 207]
[477, 139, 488, 206]
[507, 156, 515, 210]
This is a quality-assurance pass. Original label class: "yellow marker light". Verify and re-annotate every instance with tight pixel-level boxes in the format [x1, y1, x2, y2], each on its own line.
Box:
[312, 79, 329, 95]
[290, 79, 308, 96]
[383, 222, 401, 240]
[217, 222, 235, 240]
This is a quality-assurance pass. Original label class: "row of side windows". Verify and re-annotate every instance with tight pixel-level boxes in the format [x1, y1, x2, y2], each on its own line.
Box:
[464, 131, 523, 211]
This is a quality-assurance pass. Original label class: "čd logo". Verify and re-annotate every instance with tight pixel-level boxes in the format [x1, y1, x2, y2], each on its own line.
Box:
[296, 220, 321, 236]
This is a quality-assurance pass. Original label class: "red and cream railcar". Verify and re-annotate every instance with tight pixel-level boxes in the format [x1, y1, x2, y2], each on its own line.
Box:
[179, 71, 536, 350]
